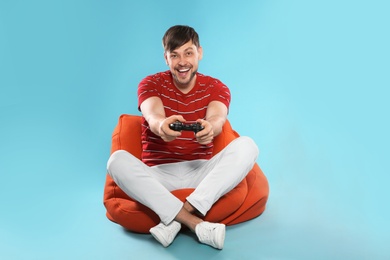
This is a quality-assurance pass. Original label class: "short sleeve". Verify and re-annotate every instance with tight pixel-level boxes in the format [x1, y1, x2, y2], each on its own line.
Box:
[209, 78, 231, 110]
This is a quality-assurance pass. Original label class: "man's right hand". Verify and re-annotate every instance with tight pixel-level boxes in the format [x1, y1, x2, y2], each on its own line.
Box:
[158, 115, 186, 142]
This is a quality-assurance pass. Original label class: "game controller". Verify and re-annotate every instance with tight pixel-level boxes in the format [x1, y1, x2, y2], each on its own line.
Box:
[169, 121, 205, 133]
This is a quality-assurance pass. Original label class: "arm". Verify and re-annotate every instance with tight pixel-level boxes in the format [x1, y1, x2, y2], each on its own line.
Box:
[140, 96, 185, 142]
[196, 100, 228, 144]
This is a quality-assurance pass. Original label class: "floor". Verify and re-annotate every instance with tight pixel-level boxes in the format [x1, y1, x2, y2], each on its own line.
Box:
[0, 109, 388, 259]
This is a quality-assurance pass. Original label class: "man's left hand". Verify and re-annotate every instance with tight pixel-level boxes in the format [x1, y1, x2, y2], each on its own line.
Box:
[195, 119, 214, 145]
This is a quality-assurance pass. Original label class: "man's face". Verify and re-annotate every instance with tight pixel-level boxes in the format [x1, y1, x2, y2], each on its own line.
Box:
[164, 41, 203, 91]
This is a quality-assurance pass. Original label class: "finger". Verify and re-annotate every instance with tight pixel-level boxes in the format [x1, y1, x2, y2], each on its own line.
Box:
[196, 126, 213, 137]
[195, 130, 207, 138]
[174, 115, 186, 123]
[196, 118, 206, 126]
[166, 128, 182, 137]
[198, 137, 213, 145]
[197, 131, 213, 142]
[162, 124, 182, 137]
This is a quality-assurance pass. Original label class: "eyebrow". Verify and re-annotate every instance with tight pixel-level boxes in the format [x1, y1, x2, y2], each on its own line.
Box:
[171, 47, 195, 54]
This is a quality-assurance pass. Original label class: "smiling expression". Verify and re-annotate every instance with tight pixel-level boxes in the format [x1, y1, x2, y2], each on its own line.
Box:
[164, 40, 203, 93]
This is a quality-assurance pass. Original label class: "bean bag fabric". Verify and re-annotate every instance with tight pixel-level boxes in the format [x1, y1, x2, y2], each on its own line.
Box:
[103, 114, 269, 233]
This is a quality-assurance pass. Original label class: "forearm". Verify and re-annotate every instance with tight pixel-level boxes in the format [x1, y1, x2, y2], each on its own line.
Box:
[206, 115, 226, 137]
[140, 96, 184, 142]
[205, 101, 228, 137]
[140, 97, 166, 137]
[145, 113, 166, 137]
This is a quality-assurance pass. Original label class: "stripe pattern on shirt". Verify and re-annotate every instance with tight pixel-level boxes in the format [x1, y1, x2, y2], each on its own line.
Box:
[137, 71, 231, 166]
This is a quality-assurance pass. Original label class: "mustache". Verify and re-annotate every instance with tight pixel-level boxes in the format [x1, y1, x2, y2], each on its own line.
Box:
[175, 65, 192, 70]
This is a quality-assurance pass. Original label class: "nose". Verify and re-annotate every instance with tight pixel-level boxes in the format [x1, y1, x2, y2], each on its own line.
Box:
[177, 54, 189, 66]
[178, 57, 186, 66]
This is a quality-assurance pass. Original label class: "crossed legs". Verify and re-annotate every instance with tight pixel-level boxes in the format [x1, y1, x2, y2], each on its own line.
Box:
[106, 136, 258, 249]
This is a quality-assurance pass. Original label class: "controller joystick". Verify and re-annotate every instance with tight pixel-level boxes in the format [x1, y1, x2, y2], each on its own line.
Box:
[169, 121, 204, 133]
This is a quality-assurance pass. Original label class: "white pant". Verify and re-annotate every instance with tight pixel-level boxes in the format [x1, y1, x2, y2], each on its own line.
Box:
[106, 136, 259, 225]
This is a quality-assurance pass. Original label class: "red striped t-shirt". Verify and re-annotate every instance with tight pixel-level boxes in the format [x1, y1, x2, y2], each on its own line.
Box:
[137, 71, 231, 166]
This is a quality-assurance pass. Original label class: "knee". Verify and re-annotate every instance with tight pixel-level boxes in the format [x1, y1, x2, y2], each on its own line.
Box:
[106, 150, 130, 177]
[234, 136, 259, 161]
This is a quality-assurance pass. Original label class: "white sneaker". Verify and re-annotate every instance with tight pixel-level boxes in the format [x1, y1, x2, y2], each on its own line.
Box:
[149, 221, 181, 247]
[195, 221, 226, 249]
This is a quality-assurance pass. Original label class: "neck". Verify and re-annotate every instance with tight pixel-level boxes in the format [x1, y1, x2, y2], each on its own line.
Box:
[173, 73, 197, 94]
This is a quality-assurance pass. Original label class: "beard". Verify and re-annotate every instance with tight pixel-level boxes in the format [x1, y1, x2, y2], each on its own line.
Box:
[172, 69, 197, 88]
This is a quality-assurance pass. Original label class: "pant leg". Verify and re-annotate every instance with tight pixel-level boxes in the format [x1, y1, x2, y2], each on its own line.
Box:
[106, 150, 183, 225]
[186, 136, 259, 216]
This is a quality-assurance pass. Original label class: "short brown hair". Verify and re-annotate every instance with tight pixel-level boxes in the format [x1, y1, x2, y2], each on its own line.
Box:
[162, 25, 200, 53]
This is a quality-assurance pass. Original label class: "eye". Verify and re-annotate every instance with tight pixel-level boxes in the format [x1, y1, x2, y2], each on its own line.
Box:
[170, 54, 177, 59]
[186, 52, 193, 56]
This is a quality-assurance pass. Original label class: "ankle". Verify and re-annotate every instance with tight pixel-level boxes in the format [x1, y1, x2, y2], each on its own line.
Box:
[174, 207, 203, 232]
[191, 219, 203, 232]
[184, 201, 203, 217]
[183, 201, 196, 214]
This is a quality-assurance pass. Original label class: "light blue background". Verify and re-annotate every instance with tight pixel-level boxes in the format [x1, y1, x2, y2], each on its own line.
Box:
[1, 0, 389, 259]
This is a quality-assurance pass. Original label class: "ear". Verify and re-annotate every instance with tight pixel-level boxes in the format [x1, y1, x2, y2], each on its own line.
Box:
[197, 46, 203, 61]
[164, 52, 169, 65]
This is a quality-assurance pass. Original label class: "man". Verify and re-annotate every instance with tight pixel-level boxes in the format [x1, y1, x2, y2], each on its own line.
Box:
[107, 25, 258, 249]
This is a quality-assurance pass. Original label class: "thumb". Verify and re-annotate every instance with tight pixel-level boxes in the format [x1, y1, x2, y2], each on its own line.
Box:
[175, 115, 186, 122]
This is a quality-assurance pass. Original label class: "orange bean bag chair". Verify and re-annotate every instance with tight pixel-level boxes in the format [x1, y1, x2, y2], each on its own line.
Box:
[103, 114, 269, 233]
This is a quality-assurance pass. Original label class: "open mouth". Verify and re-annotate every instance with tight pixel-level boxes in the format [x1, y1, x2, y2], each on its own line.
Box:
[177, 68, 190, 77]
